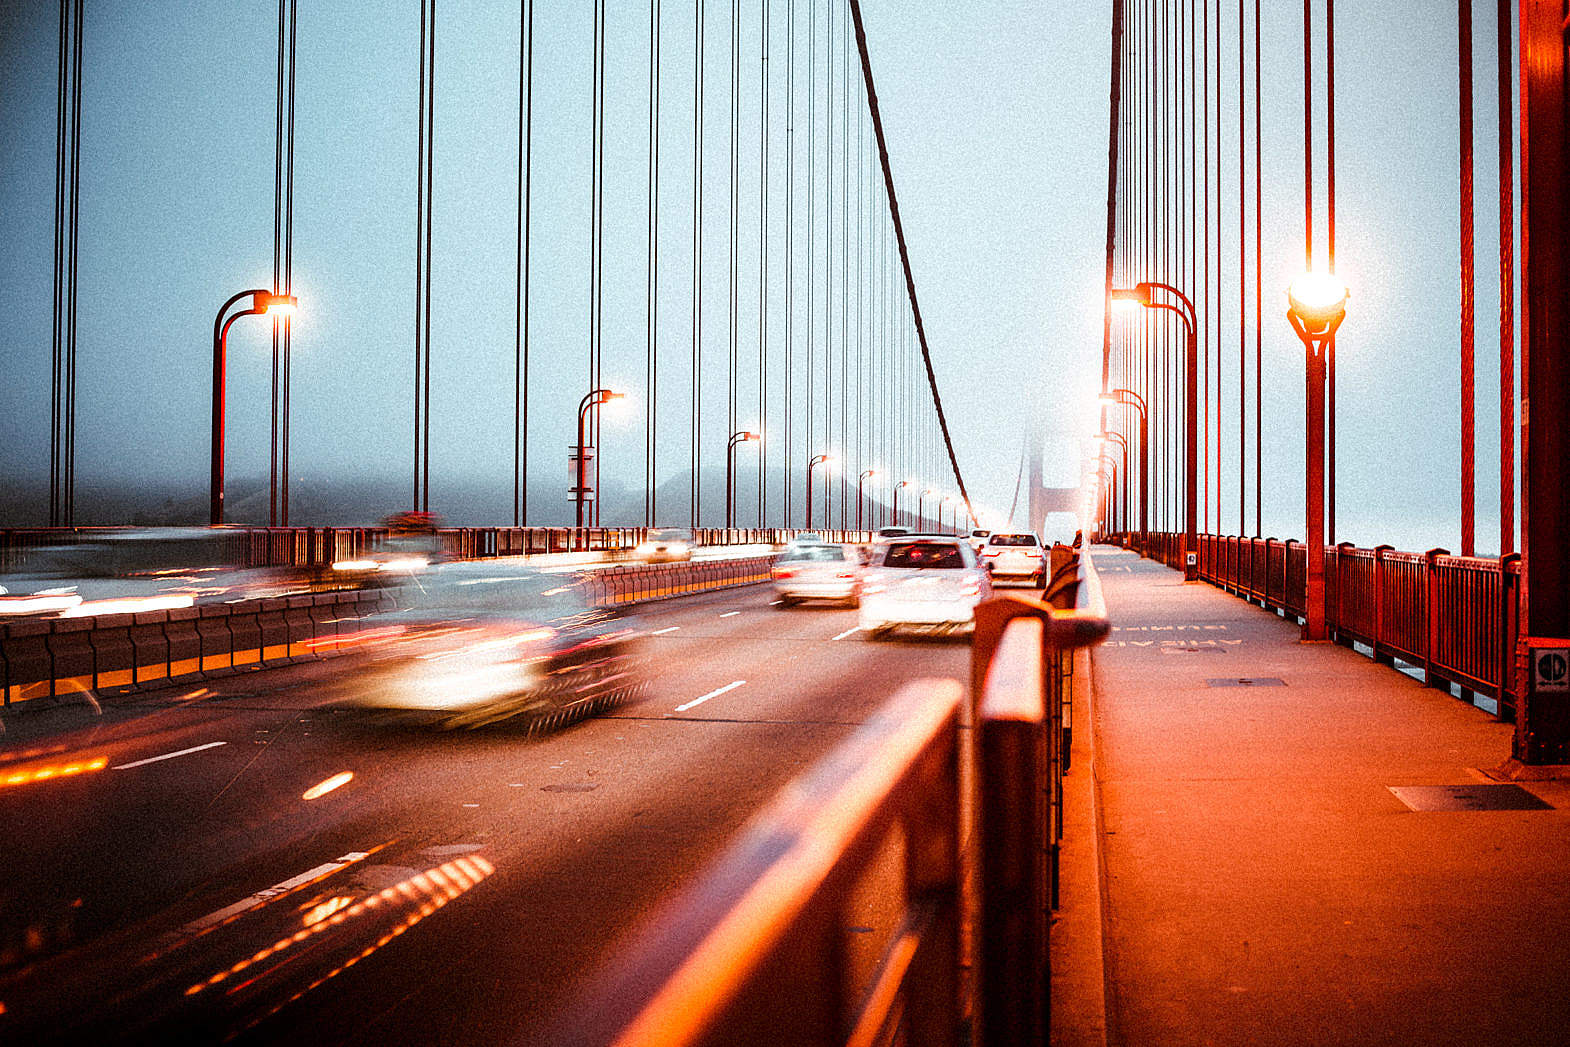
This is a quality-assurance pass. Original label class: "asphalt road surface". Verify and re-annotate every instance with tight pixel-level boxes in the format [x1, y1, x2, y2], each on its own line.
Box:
[0, 582, 969, 1045]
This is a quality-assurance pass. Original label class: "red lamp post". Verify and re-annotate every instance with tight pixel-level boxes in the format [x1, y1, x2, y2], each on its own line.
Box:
[1111, 281, 1198, 580]
[1099, 388, 1149, 553]
[211, 289, 297, 526]
[575, 388, 625, 529]
[726, 431, 760, 528]
[805, 454, 834, 530]
[1286, 272, 1349, 642]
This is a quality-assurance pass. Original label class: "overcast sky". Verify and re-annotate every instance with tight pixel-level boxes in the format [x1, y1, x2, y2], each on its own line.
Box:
[0, 2, 1512, 552]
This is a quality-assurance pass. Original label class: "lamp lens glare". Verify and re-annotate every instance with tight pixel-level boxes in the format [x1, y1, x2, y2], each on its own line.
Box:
[1287, 272, 1348, 324]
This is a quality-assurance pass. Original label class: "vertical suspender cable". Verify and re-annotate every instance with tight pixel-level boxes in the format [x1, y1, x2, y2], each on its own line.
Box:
[422, 0, 436, 512]
[824, 0, 834, 526]
[591, 0, 606, 526]
[728, 0, 739, 484]
[1252, 0, 1261, 539]
[692, 0, 705, 528]
[1101, 0, 1125, 402]
[806, 0, 815, 524]
[413, 0, 428, 511]
[645, 0, 659, 526]
[65, 0, 82, 526]
[1459, 0, 1486, 561]
[50, 0, 68, 526]
[1496, 0, 1514, 556]
[759, 0, 770, 526]
[519, 0, 535, 527]
[1233, 0, 1244, 534]
[1325, 0, 1336, 546]
[1203, 0, 1210, 532]
[281, 0, 297, 527]
[840, 6, 849, 526]
[785, 0, 795, 525]
[272, 0, 285, 527]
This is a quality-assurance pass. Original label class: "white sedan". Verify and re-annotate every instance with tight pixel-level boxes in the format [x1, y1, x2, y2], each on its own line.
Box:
[859, 536, 991, 638]
[771, 543, 861, 607]
[978, 532, 1048, 587]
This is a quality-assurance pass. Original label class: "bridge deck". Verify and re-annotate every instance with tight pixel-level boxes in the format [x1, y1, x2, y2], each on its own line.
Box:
[1062, 545, 1570, 1046]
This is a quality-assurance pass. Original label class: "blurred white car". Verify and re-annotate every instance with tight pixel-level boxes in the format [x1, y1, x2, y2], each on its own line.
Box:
[634, 528, 695, 563]
[979, 532, 1047, 587]
[771, 543, 861, 607]
[859, 536, 991, 637]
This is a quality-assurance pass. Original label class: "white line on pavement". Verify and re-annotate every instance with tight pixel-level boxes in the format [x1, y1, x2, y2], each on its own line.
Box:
[112, 740, 227, 771]
[831, 626, 862, 641]
[674, 680, 746, 713]
[719, 611, 740, 618]
[172, 851, 370, 939]
[652, 626, 681, 636]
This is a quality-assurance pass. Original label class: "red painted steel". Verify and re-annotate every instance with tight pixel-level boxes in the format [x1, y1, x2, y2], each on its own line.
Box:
[1130, 530, 1522, 713]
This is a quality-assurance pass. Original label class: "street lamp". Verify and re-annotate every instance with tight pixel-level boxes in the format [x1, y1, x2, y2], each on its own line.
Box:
[1098, 389, 1149, 552]
[806, 454, 834, 530]
[1094, 452, 1120, 539]
[1286, 270, 1349, 642]
[1097, 431, 1129, 539]
[211, 289, 298, 526]
[940, 494, 957, 533]
[918, 487, 936, 532]
[1110, 279, 1197, 580]
[726, 431, 761, 528]
[575, 388, 626, 529]
[856, 469, 878, 532]
[893, 479, 913, 529]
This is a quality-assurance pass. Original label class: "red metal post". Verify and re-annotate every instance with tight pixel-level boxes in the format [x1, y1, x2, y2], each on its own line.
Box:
[1515, 0, 1570, 764]
[1459, 0, 1477, 557]
[1304, 341, 1327, 641]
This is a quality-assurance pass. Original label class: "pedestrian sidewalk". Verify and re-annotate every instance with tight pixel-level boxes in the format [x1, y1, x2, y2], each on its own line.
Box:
[1055, 545, 1570, 1047]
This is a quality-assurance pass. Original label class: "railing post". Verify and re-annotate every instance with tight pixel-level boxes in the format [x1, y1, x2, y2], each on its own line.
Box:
[1424, 548, 1450, 689]
[1333, 541, 1355, 645]
[1373, 545, 1394, 665]
[1500, 552, 1522, 723]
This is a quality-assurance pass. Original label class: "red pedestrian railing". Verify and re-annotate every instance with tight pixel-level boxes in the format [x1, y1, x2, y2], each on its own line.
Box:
[1121, 530, 1522, 719]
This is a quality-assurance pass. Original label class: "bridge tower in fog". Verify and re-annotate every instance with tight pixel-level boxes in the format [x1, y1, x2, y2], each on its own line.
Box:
[1026, 428, 1081, 538]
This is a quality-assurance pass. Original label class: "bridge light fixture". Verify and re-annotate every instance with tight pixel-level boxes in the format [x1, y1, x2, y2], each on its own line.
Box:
[1286, 271, 1350, 334]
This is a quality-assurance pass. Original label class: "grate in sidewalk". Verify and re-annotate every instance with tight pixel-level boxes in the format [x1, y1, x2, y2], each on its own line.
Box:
[1387, 784, 1553, 811]
[1205, 677, 1286, 687]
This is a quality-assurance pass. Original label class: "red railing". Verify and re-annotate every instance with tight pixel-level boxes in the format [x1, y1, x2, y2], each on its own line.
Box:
[1126, 531, 1521, 719]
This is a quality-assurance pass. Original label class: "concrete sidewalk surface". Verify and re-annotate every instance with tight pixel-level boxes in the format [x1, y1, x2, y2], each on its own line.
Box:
[1056, 545, 1570, 1047]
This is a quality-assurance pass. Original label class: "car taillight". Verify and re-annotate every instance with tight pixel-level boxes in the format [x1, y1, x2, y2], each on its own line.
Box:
[836, 572, 855, 580]
[982, 549, 1000, 557]
[773, 567, 795, 579]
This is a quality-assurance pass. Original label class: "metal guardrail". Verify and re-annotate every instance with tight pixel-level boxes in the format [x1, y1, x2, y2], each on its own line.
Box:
[551, 549, 1108, 1047]
[1116, 530, 1521, 718]
[0, 526, 875, 570]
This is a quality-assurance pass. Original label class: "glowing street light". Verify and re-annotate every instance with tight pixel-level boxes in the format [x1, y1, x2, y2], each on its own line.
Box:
[211, 289, 299, 526]
[1109, 279, 1197, 579]
[856, 469, 879, 532]
[893, 479, 914, 529]
[1286, 270, 1349, 641]
[918, 487, 937, 531]
[1099, 388, 1149, 551]
[726, 431, 761, 528]
[575, 388, 626, 529]
[805, 454, 835, 530]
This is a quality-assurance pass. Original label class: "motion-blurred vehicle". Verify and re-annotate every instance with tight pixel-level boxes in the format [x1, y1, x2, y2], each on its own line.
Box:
[979, 532, 1048, 587]
[967, 528, 992, 554]
[875, 526, 910, 539]
[771, 543, 862, 607]
[331, 561, 646, 730]
[633, 528, 695, 563]
[859, 535, 991, 638]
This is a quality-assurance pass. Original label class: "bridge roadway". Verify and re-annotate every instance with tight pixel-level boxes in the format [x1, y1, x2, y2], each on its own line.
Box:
[0, 582, 967, 1045]
[1070, 546, 1570, 1047]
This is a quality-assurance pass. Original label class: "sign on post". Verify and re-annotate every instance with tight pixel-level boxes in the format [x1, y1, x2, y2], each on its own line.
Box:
[568, 445, 596, 502]
[1532, 647, 1570, 694]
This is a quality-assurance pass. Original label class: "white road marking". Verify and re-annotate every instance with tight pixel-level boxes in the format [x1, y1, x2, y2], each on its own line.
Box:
[652, 626, 681, 636]
[719, 611, 740, 618]
[769, 600, 783, 605]
[112, 740, 227, 771]
[831, 626, 862, 641]
[674, 680, 746, 713]
[173, 851, 371, 939]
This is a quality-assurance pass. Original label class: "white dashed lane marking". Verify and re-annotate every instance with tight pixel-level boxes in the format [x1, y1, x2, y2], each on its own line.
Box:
[673, 680, 746, 713]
